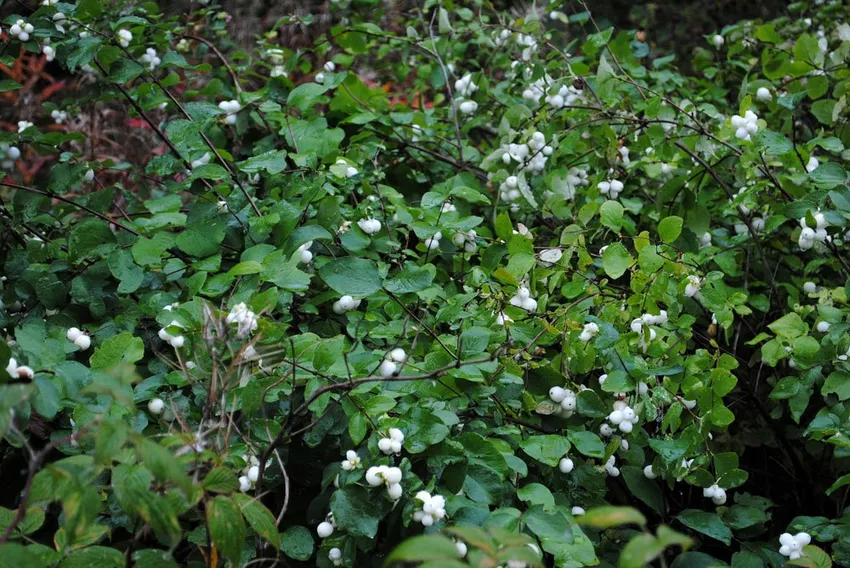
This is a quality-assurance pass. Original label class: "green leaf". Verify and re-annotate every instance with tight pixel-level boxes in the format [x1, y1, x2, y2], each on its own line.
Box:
[520, 435, 570, 466]
[675, 510, 732, 545]
[768, 313, 807, 338]
[59, 546, 123, 567]
[207, 497, 246, 562]
[0, 543, 44, 565]
[108, 249, 144, 293]
[826, 473, 850, 496]
[622, 466, 664, 515]
[383, 264, 435, 294]
[823, 372, 850, 400]
[658, 216, 683, 243]
[619, 534, 664, 568]
[568, 431, 606, 458]
[319, 257, 382, 297]
[90, 333, 144, 369]
[0, 80, 22, 93]
[237, 150, 289, 174]
[517, 483, 556, 511]
[810, 162, 848, 189]
[386, 535, 461, 563]
[330, 486, 389, 538]
[578, 506, 646, 528]
[202, 468, 239, 494]
[288, 83, 329, 112]
[600, 200, 624, 231]
[602, 242, 633, 279]
[233, 494, 281, 549]
[176, 219, 225, 257]
[280, 525, 314, 560]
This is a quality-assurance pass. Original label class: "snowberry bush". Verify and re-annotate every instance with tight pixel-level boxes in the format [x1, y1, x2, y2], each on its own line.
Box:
[1, 0, 850, 567]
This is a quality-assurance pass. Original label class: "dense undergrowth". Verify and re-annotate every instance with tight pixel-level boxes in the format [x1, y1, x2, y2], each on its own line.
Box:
[1, 0, 850, 567]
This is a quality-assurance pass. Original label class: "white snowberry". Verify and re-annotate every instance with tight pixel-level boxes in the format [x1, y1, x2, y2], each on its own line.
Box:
[238, 475, 251, 492]
[379, 359, 397, 377]
[712, 34, 724, 48]
[558, 457, 574, 473]
[643, 465, 657, 479]
[817, 321, 830, 333]
[358, 218, 382, 235]
[757, 87, 772, 101]
[571, 506, 586, 515]
[803, 281, 817, 293]
[74, 334, 92, 350]
[684, 275, 702, 297]
[329, 547, 343, 566]
[579, 322, 599, 343]
[148, 397, 165, 415]
[779, 532, 811, 561]
[66, 327, 82, 342]
[117, 29, 133, 47]
[317, 521, 334, 538]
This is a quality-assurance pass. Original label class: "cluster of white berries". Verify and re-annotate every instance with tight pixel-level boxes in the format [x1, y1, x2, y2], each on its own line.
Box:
[525, 131, 552, 173]
[328, 548, 342, 566]
[9, 20, 34, 42]
[226, 303, 258, 338]
[218, 100, 242, 125]
[1, 144, 21, 170]
[545, 83, 584, 109]
[315, 61, 335, 83]
[158, 320, 186, 348]
[141, 47, 161, 70]
[730, 110, 759, 141]
[43, 42, 56, 62]
[522, 75, 548, 104]
[702, 483, 727, 505]
[597, 178, 625, 200]
[579, 322, 599, 343]
[495, 311, 513, 326]
[516, 33, 538, 61]
[412, 491, 447, 526]
[684, 275, 702, 297]
[608, 400, 639, 434]
[117, 29, 133, 48]
[18, 121, 34, 133]
[377, 427, 405, 455]
[335, 158, 358, 178]
[561, 167, 589, 200]
[5, 358, 34, 380]
[297, 241, 313, 264]
[365, 465, 404, 500]
[357, 218, 382, 235]
[51, 109, 67, 124]
[798, 210, 828, 251]
[451, 230, 477, 253]
[317, 515, 336, 538]
[604, 455, 620, 477]
[509, 285, 537, 312]
[424, 231, 442, 250]
[548, 386, 577, 418]
[332, 295, 361, 315]
[379, 349, 406, 378]
[501, 132, 553, 174]
[779, 532, 811, 561]
[238, 455, 263, 492]
[340, 449, 361, 471]
[558, 456, 574, 473]
[454, 74, 479, 116]
[499, 175, 523, 211]
[66, 327, 92, 350]
[271, 65, 286, 78]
